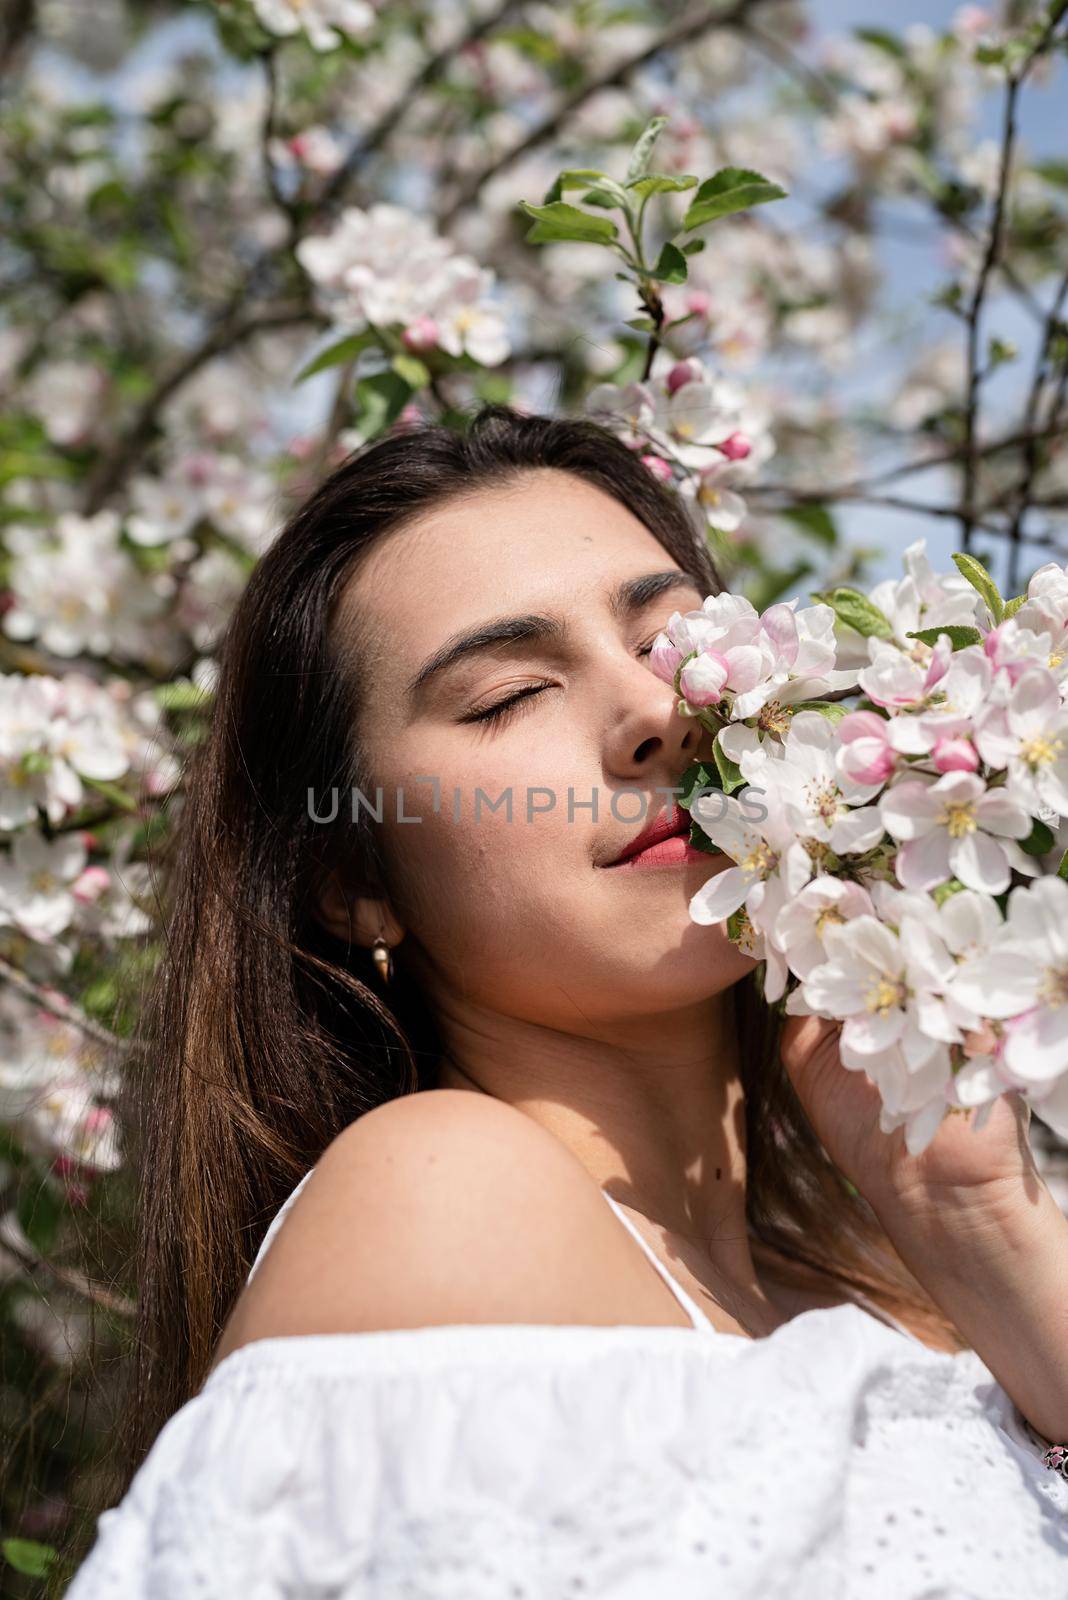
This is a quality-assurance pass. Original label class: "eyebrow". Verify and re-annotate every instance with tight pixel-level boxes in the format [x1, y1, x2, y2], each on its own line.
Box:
[405, 569, 702, 705]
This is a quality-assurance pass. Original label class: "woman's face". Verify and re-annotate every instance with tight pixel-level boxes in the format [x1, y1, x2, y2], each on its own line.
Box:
[334, 467, 753, 1029]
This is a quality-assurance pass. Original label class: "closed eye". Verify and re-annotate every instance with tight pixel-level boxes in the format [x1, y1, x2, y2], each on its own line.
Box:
[460, 637, 661, 729]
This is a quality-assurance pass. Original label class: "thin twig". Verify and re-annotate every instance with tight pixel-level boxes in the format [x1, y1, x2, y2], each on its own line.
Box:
[0, 954, 130, 1054]
[436, 0, 773, 230]
[317, 0, 529, 217]
[1007, 263, 1068, 583]
[960, 8, 1068, 551]
[82, 303, 318, 515]
[0, 1216, 136, 1319]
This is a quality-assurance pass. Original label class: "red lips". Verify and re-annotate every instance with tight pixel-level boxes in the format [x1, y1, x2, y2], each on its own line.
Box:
[604, 803, 691, 867]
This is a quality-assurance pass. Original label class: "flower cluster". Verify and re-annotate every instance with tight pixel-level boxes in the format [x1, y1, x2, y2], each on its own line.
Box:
[296, 203, 511, 367]
[653, 540, 1068, 1154]
[251, 0, 376, 52]
[586, 354, 774, 536]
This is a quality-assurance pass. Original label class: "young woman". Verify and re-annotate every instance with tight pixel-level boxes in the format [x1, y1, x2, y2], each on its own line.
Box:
[67, 406, 1067, 1597]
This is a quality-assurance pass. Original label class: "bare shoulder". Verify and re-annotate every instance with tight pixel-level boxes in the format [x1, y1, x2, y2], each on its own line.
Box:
[210, 1090, 669, 1368]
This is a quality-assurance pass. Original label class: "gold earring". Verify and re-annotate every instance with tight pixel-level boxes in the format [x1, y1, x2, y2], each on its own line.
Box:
[371, 936, 393, 983]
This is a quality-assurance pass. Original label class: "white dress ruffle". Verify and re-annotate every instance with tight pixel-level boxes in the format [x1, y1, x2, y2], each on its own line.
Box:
[65, 1172, 1068, 1599]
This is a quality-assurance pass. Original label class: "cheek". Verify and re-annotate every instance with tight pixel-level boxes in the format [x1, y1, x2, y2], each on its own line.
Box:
[373, 728, 591, 908]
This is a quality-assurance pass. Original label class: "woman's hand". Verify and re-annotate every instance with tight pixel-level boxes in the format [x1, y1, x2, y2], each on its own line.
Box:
[779, 1013, 1040, 1225]
[781, 1013, 1068, 1448]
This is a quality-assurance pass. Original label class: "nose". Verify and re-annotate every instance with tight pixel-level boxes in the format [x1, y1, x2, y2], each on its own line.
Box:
[601, 650, 711, 787]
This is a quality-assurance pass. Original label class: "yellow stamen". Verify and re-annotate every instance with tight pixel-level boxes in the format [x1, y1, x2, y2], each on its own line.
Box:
[758, 699, 793, 736]
[939, 801, 977, 839]
[1038, 966, 1068, 1008]
[1019, 733, 1064, 768]
[741, 841, 775, 877]
[866, 976, 905, 1015]
[805, 779, 841, 824]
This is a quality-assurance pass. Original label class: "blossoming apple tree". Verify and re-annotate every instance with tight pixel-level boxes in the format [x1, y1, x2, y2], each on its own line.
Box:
[0, 0, 1066, 1580]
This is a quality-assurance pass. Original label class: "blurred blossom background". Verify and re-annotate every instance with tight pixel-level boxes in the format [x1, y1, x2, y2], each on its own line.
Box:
[0, 0, 1066, 1589]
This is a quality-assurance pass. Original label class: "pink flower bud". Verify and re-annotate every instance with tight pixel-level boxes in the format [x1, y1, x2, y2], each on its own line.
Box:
[679, 650, 730, 706]
[72, 865, 110, 905]
[640, 453, 674, 482]
[649, 633, 683, 685]
[838, 710, 895, 784]
[686, 290, 711, 317]
[932, 736, 979, 773]
[666, 360, 698, 394]
[402, 316, 439, 353]
[718, 431, 752, 461]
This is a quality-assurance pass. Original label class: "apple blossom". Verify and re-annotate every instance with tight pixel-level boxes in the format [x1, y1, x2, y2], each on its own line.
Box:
[879, 771, 1031, 894]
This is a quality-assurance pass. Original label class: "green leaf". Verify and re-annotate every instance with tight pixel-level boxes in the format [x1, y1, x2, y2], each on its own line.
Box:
[1033, 158, 1068, 189]
[390, 353, 430, 389]
[677, 759, 717, 809]
[555, 167, 609, 186]
[518, 200, 619, 244]
[553, 170, 629, 209]
[689, 819, 723, 854]
[952, 551, 1003, 622]
[624, 315, 656, 331]
[854, 26, 907, 58]
[713, 734, 746, 794]
[17, 1178, 64, 1255]
[824, 586, 895, 640]
[295, 329, 377, 385]
[682, 167, 788, 230]
[905, 625, 983, 650]
[1020, 818, 1056, 856]
[681, 237, 706, 256]
[780, 504, 838, 548]
[1057, 849, 1068, 880]
[652, 241, 688, 284]
[354, 369, 411, 439]
[790, 700, 850, 724]
[82, 775, 139, 813]
[987, 336, 1017, 368]
[625, 114, 669, 182]
[154, 680, 211, 711]
[918, 614, 988, 653]
[625, 173, 698, 197]
[2, 1539, 57, 1578]
[1002, 594, 1028, 619]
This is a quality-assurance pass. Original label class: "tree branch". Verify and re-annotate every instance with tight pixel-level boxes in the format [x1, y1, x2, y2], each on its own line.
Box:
[82, 302, 319, 515]
[436, 0, 774, 230]
[0, 954, 130, 1055]
[317, 0, 529, 218]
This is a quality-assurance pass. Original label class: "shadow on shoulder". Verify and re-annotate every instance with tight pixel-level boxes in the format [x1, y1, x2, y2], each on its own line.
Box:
[208, 1089, 667, 1371]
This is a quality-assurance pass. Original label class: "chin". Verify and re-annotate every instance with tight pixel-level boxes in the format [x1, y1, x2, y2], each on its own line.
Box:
[621, 925, 758, 1006]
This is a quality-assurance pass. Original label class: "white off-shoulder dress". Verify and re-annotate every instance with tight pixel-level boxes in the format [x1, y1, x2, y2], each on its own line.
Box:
[67, 1167, 1068, 1599]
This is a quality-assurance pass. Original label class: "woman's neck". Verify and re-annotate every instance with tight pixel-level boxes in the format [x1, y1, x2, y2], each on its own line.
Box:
[432, 995, 768, 1308]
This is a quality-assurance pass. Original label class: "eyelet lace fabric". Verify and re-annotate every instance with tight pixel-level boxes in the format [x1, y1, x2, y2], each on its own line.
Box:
[67, 1310, 1067, 1600]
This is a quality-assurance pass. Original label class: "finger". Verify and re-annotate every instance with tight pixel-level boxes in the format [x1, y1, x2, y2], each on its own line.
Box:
[780, 1013, 841, 1075]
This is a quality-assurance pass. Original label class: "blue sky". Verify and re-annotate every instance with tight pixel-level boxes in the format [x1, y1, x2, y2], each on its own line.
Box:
[805, 0, 1066, 595]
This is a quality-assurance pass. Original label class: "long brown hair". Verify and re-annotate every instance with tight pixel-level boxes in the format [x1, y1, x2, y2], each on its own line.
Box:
[117, 403, 964, 1493]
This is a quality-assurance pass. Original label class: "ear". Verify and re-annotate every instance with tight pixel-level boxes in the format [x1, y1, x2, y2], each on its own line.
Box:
[314, 870, 405, 951]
